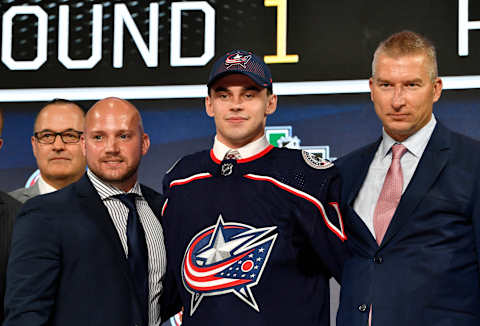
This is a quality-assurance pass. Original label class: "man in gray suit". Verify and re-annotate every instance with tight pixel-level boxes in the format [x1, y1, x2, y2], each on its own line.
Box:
[10, 99, 87, 202]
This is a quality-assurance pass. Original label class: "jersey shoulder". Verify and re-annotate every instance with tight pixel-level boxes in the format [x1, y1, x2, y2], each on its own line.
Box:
[260, 147, 338, 193]
[268, 147, 335, 172]
[164, 149, 211, 181]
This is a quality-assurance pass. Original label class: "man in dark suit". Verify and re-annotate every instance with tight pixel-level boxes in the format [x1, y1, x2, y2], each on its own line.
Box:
[0, 109, 22, 323]
[4, 97, 175, 326]
[336, 30, 480, 326]
[0, 191, 20, 323]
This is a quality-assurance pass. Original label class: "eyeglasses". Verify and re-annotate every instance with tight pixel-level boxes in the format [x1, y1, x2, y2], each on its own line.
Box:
[34, 130, 83, 144]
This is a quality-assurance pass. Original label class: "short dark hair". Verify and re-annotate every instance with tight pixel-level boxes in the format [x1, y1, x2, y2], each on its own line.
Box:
[43, 98, 86, 111]
[33, 98, 85, 132]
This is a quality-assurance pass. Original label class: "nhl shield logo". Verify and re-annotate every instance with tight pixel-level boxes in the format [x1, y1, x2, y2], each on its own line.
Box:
[182, 215, 278, 315]
[221, 162, 234, 176]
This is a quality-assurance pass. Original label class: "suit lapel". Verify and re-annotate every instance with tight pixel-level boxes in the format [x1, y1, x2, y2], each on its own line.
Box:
[346, 140, 381, 206]
[380, 123, 450, 247]
[342, 140, 381, 249]
[26, 182, 40, 198]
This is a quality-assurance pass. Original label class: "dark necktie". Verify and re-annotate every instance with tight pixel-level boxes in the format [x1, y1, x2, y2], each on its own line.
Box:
[114, 193, 149, 325]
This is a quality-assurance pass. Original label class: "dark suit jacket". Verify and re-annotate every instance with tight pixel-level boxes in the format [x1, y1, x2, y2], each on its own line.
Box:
[0, 192, 21, 323]
[336, 122, 480, 326]
[4, 175, 175, 326]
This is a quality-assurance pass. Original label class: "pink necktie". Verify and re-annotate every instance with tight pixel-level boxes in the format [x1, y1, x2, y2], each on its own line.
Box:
[373, 144, 407, 245]
[369, 145, 407, 326]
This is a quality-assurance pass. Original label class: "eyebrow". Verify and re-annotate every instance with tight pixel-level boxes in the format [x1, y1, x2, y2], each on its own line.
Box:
[35, 128, 79, 133]
[213, 86, 229, 93]
[88, 129, 131, 134]
[405, 78, 423, 84]
[213, 85, 262, 92]
[374, 78, 423, 84]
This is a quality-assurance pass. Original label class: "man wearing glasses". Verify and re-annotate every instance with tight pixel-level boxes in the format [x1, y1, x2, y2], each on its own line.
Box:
[10, 99, 86, 202]
[4, 97, 170, 326]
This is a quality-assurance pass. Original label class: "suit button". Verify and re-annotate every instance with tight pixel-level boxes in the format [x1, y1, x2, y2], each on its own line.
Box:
[358, 304, 367, 312]
[373, 256, 383, 264]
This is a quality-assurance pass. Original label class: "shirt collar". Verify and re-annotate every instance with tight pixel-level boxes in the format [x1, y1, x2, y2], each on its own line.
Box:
[212, 135, 270, 160]
[87, 169, 142, 200]
[380, 114, 437, 158]
[37, 174, 58, 194]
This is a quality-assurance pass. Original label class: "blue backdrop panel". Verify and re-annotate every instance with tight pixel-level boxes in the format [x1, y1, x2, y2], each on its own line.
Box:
[1, 89, 478, 192]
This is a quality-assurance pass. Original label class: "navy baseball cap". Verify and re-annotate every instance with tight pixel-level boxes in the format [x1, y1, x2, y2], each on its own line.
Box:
[207, 50, 273, 90]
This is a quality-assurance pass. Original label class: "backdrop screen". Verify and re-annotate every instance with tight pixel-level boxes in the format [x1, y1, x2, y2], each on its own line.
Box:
[1, 0, 479, 191]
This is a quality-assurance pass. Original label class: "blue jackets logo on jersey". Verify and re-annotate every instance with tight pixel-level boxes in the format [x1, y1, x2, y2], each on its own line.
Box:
[182, 215, 278, 315]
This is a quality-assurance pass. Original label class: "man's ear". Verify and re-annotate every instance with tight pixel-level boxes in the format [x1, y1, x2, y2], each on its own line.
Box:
[80, 134, 86, 156]
[205, 96, 214, 117]
[265, 94, 277, 116]
[141, 133, 151, 156]
[432, 77, 443, 103]
[369, 78, 375, 102]
[31, 135, 38, 159]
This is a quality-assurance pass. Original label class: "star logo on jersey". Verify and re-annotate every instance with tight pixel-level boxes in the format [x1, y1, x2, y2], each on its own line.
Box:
[182, 215, 277, 315]
[225, 52, 251, 69]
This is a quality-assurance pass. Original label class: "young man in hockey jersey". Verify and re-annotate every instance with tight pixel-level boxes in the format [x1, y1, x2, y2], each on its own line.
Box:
[161, 50, 348, 325]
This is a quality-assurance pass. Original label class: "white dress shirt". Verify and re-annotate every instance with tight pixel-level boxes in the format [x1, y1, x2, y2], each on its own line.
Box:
[212, 135, 270, 160]
[353, 115, 437, 238]
[87, 170, 166, 326]
[37, 174, 58, 194]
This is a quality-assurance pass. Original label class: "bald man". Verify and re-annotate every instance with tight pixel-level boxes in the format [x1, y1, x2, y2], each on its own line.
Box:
[10, 99, 87, 202]
[4, 98, 173, 326]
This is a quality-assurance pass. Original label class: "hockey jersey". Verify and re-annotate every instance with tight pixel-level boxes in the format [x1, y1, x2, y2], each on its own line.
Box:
[161, 145, 348, 325]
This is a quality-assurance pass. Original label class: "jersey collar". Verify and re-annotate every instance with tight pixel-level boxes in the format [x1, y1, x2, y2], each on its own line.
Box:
[210, 135, 273, 164]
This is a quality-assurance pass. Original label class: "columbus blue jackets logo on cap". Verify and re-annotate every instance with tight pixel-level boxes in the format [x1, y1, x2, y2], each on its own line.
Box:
[182, 215, 277, 315]
[225, 52, 251, 69]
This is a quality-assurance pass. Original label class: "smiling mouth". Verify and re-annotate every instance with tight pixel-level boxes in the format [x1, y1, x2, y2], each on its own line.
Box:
[101, 156, 125, 165]
[103, 160, 123, 164]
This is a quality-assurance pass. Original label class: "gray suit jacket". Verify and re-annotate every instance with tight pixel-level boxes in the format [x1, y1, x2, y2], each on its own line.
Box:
[9, 183, 40, 203]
